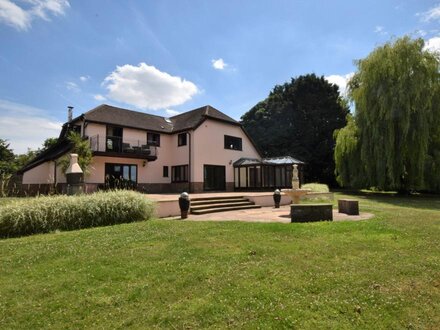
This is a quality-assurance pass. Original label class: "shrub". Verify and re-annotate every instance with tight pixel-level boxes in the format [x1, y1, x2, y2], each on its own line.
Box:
[301, 183, 330, 193]
[0, 190, 155, 238]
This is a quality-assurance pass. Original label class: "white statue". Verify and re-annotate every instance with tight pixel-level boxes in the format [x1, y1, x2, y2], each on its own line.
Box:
[292, 164, 299, 190]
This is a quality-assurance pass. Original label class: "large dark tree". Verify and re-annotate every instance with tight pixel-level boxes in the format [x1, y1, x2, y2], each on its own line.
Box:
[335, 36, 440, 192]
[241, 74, 349, 185]
[0, 139, 16, 175]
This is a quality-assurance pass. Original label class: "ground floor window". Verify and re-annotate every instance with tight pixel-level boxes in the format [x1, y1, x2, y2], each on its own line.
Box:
[204, 165, 226, 191]
[105, 163, 137, 189]
[234, 165, 293, 190]
[172, 165, 188, 183]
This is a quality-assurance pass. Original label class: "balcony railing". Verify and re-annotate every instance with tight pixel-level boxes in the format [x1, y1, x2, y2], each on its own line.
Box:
[89, 135, 157, 158]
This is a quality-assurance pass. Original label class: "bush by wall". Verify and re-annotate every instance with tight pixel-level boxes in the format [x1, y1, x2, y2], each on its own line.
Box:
[0, 190, 155, 238]
[301, 183, 330, 193]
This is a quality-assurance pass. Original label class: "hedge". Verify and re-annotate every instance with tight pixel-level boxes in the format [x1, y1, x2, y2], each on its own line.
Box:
[0, 190, 155, 238]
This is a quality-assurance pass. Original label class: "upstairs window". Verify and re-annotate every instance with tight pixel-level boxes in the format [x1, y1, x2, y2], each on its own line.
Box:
[72, 125, 81, 134]
[147, 133, 160, 147]
[224, 135, 242, 151]
[178, 133, 187, 146]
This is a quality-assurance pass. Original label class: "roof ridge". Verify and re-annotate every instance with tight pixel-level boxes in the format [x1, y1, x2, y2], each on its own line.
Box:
[169, 105, 211, 119]
[86, 104, 167, 120]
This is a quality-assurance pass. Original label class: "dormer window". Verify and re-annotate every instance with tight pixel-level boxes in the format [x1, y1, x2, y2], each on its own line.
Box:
[224, 135, 242, 151]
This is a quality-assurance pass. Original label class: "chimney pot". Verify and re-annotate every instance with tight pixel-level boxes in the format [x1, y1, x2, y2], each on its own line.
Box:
[67, 106, 74, 122]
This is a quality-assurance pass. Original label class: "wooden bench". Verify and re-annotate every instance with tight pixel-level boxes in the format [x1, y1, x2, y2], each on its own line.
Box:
[338, 199, 359, 215]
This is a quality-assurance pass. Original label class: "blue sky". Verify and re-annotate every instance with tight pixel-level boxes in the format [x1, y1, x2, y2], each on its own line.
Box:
[0, 0, 439, 153]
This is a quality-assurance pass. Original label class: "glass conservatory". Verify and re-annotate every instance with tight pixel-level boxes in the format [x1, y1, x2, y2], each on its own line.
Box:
[233, 156, 304, 190]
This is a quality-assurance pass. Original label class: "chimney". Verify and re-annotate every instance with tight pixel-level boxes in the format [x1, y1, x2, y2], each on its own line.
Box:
[67, 106, 74, 122]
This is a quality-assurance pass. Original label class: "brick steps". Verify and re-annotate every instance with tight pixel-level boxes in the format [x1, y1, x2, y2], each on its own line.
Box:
[191, 198, 248, 206]
[190, 196, 261, 215]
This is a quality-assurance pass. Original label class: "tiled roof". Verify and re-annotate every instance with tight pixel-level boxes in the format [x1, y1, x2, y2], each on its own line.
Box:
[233, 156, 304, 166]
[81, 104, 173, 132]
[17, 138, 72, 174]
[77, 104, 239, 133]
[169, 105, 239, 132]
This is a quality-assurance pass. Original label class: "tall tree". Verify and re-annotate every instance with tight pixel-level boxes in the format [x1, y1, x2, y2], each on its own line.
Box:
[242, 74, 349, 185]
[335, 36, 440, 191]
[41, 137, 58, 151]
[0, 139, 16, 175]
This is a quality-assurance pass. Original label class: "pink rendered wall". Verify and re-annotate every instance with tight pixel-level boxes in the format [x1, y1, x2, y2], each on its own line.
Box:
[84, 131, 192, 184]
[56, 163, 67, 183]
[85, 123, 106, 152]
[123, 127, 147, 146]
[192, 119, 260, 183]
[22, 162, 55, 184]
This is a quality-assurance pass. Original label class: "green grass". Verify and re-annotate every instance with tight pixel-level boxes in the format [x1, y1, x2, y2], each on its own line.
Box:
[1, 192, 440, 329]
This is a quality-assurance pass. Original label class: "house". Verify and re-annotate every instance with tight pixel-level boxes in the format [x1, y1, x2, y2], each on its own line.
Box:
[19, 104, 303, 194]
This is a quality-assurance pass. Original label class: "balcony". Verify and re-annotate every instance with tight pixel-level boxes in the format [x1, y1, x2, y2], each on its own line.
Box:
[89, 135, 158, 161]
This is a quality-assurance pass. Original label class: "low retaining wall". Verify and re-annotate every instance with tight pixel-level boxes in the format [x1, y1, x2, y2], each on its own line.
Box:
[245, 194, 292, 207]
[155, 200, 181, 218]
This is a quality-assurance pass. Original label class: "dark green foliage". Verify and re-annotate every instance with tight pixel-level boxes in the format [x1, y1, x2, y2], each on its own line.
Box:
[335, 36, 440, 192]
[1, 137, 59, 175]
[0, 139, 16, 175]
[0, 190, 155, 238]
[41, 137, 58, 151]
[241, 74, 349, 185]
[334, 115, 364, 188]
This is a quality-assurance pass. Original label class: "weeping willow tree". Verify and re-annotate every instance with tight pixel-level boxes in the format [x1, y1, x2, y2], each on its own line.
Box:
[335, 36, 440, 192]
[334, 115, 364, 188]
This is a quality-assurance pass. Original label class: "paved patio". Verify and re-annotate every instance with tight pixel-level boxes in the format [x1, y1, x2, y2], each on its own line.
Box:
[163, 204, 374, 223]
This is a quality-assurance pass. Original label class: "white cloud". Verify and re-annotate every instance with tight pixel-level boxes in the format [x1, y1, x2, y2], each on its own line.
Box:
[65, 81, 79, 92]
[374, 25, 388, 36]
[165, 109, 180, 116]
[211, 58, 228, 70]
[418, 4, 440, 22]
[103, 62, 199, 110]
[79, 75, 90, 82]
[0, 0, 69, 31]
[415, 29, 427, 37]
[325, 72, 355, 97]
[93, 94, 106, 101]
[0, 0, 31, 30]
[424, 36, 440, 53]
[0, 99, 62, 154]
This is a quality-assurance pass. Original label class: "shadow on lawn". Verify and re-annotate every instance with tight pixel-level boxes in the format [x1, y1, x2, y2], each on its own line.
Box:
[334, 190, 440, 212]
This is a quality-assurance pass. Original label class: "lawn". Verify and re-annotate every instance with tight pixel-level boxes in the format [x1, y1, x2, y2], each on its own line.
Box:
[0, 192, 439, 329]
